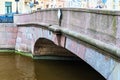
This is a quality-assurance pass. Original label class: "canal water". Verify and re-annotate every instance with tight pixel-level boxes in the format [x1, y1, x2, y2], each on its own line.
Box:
[0, 53, 105, 80]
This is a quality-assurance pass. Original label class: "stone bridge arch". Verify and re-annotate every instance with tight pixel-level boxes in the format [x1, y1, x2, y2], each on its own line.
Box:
[14, 8, 120, 80]
[33, 38, 78, 59]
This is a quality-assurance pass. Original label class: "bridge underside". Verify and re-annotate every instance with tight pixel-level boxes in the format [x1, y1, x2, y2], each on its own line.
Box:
[34, 38, 79, 59]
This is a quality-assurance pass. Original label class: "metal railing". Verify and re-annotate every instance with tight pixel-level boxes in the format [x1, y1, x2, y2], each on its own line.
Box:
[0, 14, 13, 23]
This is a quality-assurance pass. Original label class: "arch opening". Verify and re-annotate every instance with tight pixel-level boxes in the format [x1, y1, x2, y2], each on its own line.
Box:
[34, 38, 79, 60]
[33, 38, 105, 79]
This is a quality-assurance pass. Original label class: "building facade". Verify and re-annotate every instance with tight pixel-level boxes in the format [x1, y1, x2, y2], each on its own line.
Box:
[36, 0, 65, 9]
[66, 0, 120, 10]
[23, 0, 65, 12]
[0, 0, 17, 14]
[0, 0, 120, 15]
[0, 0, 33, 14]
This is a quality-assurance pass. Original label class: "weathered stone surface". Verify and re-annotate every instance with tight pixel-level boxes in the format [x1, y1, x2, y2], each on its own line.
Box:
[116, 17, 120, 38]
[85, 48, 117, 78]
[0, 38, 8, 44]
[0, 33, 6, 38]
[76, 43, 86, 60]
[116, 38, 120, 48]
[65, 38, 86, 59]
[0, 27, 5, 32]
[0, 45, 15, 48]
[108, 63, 120, 80]
[65, 38, 78, 54]
[16, 37, 22, 43]
[6, 27, 18, 33]
[7, 39, 16, 45]
[6, 33, 17, 39]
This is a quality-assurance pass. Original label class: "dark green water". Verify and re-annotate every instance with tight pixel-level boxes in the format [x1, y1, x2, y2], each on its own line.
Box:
[0, 53, 105, 80]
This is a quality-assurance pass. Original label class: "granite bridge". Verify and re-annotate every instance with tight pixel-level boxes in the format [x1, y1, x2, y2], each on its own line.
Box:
[0, 8, 120, 80]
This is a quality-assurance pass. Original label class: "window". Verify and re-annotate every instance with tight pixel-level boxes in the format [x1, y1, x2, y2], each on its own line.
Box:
[5, 2, 12, 14]
[51, 5, 53, 8]
[46, 5, 49, 8]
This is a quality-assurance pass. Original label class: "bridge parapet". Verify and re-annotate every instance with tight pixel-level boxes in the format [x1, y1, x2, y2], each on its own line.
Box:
[15, 8, 120, 47]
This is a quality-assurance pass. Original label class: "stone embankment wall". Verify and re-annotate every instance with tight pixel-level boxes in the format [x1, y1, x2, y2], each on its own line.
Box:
[0, 23, 17, 50]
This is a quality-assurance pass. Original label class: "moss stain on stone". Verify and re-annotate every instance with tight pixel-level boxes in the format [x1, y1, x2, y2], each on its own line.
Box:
[0, 49, 33, 58]
[0, 50, 15, 53]
[112, 16, 117, 36]
[15, 50, 33, 58]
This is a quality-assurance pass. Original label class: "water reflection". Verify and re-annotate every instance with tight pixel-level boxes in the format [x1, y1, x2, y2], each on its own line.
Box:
[15, 54, 36, 80]
[34, 60, 106, 80]
[0, 53, 105, 80]
[0, 53, 36, 80]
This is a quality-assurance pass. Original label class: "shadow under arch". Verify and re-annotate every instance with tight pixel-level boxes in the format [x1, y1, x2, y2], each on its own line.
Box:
[33, 38, 106, 80]
[33, 38, 79, 60]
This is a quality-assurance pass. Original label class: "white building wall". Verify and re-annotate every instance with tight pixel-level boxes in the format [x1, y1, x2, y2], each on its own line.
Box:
[105, 0, 114, 10]
[89, 0, 97, 8]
